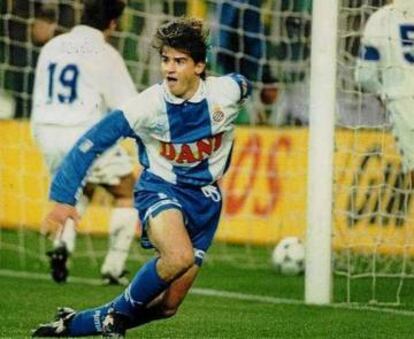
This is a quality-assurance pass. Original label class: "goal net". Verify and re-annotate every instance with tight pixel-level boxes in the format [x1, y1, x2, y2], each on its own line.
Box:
[333, 0, 414, 306]
[1, 0, 413, 308]
[0, 0, 311, 274]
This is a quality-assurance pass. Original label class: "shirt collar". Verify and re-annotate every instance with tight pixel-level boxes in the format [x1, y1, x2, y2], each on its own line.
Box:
[162, 79, 206, 104]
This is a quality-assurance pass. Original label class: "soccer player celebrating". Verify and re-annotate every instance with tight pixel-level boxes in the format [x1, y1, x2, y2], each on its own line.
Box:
[355, 0, 414, 176]
[32, 16, 251, 337]
[31, 0, 138, 285]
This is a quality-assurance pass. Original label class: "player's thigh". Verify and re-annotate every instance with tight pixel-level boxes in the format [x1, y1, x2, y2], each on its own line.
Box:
[147, 209, 193, 261]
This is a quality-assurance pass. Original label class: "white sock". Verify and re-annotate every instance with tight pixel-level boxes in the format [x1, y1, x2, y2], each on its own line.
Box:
[101, 207, 137, 277]
[53, 218, 76, 253]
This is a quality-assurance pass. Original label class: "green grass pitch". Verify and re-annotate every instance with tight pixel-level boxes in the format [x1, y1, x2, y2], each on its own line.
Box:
[1, 229, 414, 338]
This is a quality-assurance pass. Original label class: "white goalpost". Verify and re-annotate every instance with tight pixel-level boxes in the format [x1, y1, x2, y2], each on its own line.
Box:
[305, 0, 338, 305]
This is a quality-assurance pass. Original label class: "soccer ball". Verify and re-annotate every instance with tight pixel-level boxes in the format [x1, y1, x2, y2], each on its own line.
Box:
[271, 236, 305, 275]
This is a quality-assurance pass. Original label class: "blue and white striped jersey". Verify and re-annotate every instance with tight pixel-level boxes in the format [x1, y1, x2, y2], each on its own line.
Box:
[50, 74, 251, 205]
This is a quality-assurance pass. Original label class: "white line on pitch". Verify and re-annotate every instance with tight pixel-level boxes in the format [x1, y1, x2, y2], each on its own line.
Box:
[1, 269, 414, 317]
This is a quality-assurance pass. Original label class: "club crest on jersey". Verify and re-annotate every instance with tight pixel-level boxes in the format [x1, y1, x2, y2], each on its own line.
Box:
[160, 133, 223, 164]
[212, 105, 225, 123]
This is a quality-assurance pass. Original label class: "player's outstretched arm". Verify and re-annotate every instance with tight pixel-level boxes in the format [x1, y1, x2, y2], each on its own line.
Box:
[50, 109, 136, 206]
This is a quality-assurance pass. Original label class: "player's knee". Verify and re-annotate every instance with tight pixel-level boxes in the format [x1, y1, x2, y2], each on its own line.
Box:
[173, 250, 194, 272]
[161, 251, 194, 281]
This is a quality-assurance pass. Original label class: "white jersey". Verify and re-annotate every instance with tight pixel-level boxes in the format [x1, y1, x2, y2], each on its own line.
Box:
[31, 25, 136, 128]
[355, 4, 414, 101]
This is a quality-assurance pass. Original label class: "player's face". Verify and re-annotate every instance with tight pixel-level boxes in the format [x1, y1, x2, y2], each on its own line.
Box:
[161, 47, 205, 100]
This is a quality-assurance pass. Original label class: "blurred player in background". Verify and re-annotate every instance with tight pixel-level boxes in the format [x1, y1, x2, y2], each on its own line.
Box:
[32, 16, 251, 337]
[31, 0, 138, 286]
[355, 0, 414, 174]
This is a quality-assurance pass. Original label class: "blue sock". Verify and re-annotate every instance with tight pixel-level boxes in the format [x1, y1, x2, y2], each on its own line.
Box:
[112, 257, 169, 316]
[67, 258, 169, 336]
[68, 304, 111, 336]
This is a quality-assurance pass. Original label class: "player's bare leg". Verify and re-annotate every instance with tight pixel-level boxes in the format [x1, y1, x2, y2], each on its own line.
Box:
[127, 264, 200, 327]
[98, 208, 195, 335]
[147, 208, 195, 282]
[100, 173, 137, 285]
[43, 208, 194, 337]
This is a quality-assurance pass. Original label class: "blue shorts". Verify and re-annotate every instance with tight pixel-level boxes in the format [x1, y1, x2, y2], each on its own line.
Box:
[134, 171, 222, 266]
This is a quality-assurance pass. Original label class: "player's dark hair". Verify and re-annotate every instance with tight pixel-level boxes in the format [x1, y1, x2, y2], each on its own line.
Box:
[81, 0, 125, 31]
[153, 17, 209, 78]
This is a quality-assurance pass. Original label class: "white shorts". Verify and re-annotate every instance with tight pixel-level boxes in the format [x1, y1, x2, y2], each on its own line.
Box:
[32, 124, 134, 186]
[388, 98, 414, 172]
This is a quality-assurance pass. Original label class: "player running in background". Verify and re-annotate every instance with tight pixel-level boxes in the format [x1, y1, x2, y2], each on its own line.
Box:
[31, 0, 138, 286]
[32, 16, 251, 337]
[355, 0, 414, 176]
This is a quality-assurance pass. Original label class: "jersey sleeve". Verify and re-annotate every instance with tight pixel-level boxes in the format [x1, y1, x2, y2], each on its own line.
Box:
[50, 110, 136, 205]
[360, 11, 384, 61]
[354, 10, 385, 94]
[226, 73, 253, 102]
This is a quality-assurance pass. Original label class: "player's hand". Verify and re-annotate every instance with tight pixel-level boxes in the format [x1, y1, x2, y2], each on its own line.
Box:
[42, 203, 80, 235]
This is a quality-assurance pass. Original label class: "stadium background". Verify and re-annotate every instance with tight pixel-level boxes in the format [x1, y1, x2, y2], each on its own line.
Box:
[4, 1, 414, 338]
[1, 0, 407, 251]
